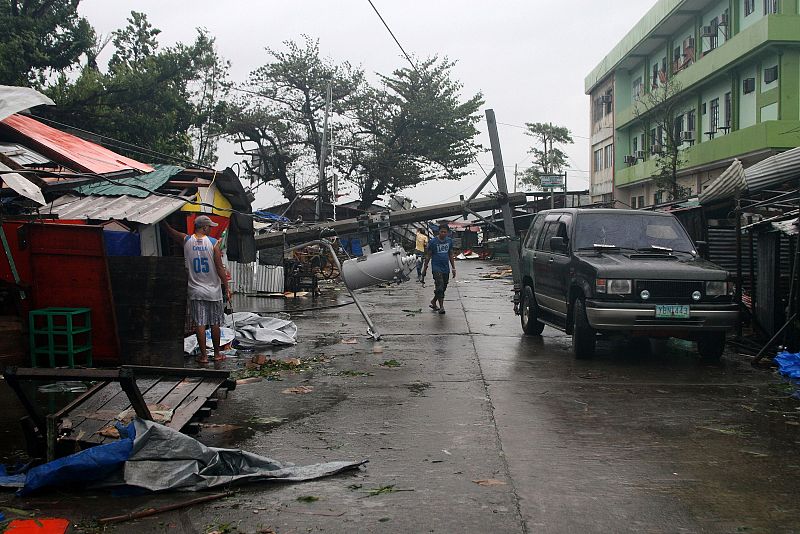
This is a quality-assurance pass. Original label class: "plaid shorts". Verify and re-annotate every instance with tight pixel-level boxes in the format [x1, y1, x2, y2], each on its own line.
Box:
[189, 299, 224, 327]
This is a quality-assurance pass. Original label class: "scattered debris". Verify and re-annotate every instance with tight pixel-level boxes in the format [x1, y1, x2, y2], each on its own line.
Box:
[37, 381, 87, 394]
[247, 416, 288, 425]
[473, 479, 507, 487]
[341, 338, 359, 345]
[372, 345, 384, 354]
[236, 377, 264, 385]
[363, 484, 414, 497]
[296, 495, 319, 503]
[381, 359, 401, 368]
[402, 308, 422, 316]
[282, 386, 314, 395]
[338, 370, 373, 377]
[98, 492, 230, 524]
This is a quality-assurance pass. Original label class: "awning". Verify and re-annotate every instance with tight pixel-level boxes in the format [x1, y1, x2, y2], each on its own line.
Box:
[47, 194, 187, 225]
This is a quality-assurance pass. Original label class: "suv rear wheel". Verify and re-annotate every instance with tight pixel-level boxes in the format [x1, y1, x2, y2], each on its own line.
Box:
[572, 298, 596, 359]
[697, 333, 726, 361]
[521, 285, 545, 336]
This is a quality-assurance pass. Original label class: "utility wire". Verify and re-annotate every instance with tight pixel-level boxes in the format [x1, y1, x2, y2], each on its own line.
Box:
[366, 0, 420, 76]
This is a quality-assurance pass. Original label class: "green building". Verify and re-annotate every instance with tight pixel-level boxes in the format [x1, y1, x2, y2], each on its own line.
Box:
[585, 0, 800, 207]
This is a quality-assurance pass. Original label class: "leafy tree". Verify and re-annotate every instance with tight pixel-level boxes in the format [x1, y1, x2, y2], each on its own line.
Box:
[0, 0, 95, 86]
[230, 36, 364, 203]
[43, 14, 229, 165]
[520, 122, 573, 189]
[343, 57, 484, 209]
[633, 77, 690, 202]
[108, 11, 160, 73]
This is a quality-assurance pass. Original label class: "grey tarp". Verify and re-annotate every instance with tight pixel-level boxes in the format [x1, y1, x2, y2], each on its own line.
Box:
[123, 418, 364, 492]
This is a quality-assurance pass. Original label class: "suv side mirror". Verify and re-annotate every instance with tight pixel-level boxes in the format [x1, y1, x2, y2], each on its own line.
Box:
[550, 236, 567, 252]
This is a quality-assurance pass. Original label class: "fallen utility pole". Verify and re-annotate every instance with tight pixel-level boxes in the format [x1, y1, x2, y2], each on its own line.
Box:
[255, 192, 527, 249]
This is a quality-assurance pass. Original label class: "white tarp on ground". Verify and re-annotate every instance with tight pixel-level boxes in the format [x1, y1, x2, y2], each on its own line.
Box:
[183, 313, 297, 354]
[123, 418, 363, 491]
[225, 312, 298, 348]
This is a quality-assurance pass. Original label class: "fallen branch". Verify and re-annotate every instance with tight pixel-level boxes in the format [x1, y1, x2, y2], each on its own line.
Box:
[98, 492, 230, 524]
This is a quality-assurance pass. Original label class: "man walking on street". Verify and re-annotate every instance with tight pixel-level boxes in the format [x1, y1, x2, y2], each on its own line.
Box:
[163, 215, 232, 364]
[415, 227, 429, 283]
[422, 223, 456, 314]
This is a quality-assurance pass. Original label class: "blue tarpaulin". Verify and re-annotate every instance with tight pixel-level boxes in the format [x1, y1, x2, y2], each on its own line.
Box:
[775, 351, 800, 380]
[104, 230, 141, 256]
[254, 210, 290, 223]
[18, 422, 134, 496]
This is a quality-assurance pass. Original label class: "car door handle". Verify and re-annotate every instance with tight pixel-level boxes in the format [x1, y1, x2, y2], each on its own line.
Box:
[548, 257, 554, 263]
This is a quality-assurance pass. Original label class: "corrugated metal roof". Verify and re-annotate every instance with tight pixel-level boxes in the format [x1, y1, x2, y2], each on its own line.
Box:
[698, 159, 746, 205]
[0, 114, 153, 175]
[75, 164, 184, 198]
[700, 148, 800, 205]
[744, 146, 800, 192]
[47, 194, 186, 224]
[0, 161, 45, 204]
[0, 142, 51, 166]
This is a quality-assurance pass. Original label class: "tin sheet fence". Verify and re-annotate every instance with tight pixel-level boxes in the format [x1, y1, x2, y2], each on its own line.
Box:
[225, 260, 284, 294]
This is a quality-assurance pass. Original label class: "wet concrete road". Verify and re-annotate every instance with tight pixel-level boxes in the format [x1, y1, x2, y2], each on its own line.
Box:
[3, 260, 800, 533]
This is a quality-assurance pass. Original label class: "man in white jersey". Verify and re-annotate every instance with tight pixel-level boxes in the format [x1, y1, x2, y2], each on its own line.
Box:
[163, 215, 231, 364]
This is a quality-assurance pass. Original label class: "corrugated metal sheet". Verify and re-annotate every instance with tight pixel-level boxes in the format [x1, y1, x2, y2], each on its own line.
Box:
[0, 161, 44, 204]
[745, 146, 800, 192]
[225, 259, 255, 294]
[0, 86, 54, 122]
[0, 114, 153, 174]
[47, 194, 186, 224]
[698, 159, 745, 205]
[699, 147, 800, 205]
[75, 164, 184, 198]
[254, 265, 284, 293]
[224, 260, 284, 294]
[0, 142, 50, 166]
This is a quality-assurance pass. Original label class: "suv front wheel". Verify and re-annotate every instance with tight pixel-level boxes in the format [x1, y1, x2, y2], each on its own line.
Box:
[697, 333, 726, 361]
[572, 298, 596, 359]
[521, 285, 545, 336]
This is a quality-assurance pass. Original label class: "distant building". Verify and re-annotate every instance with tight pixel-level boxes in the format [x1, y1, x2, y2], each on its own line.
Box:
[586, 0, 800, 207]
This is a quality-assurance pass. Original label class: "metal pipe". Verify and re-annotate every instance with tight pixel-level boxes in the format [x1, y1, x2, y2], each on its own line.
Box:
[288, 239, 381, 340]
[736, 197, 743, 339]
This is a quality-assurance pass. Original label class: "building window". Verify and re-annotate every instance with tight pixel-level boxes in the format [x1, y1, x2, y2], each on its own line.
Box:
[744, 0, 755, 16]
[633, 77, 643, 100]
[710, 98, 720, 132]
[593, 149, 603, 172]
[631, 196, 638, 209]
[654, 191, 664, 205]
[674, 114, 685, 141]
[764, 0, 778, 13]
[650, 128, 657, 148]
[638, 196, 646, 208]
[687, 110, 696, 132]
[709, 18, 719, 51]
[604, 144, 613, 169]
[743, 77, 756, 94]
[724, 92, 732, 128]
[764, 65, 779, 84]
[632, 135, 638, 156]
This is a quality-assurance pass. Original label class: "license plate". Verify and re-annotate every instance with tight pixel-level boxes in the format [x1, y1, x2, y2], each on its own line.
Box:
[655, 305, 690, 319]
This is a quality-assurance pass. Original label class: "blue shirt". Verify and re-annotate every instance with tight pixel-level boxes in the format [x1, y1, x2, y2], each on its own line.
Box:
[428, 236, 454, 273]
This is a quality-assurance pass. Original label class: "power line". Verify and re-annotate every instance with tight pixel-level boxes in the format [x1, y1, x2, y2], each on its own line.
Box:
[497, 121, 590, 140]
[366, 0, 420, 76]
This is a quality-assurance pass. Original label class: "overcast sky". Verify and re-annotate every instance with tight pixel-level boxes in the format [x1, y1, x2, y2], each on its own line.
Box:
[78, 0, 654, 209]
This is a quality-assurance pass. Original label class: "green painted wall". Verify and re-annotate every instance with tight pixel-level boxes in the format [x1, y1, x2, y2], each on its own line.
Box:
[616, 120, 800, 187]
[781, 50, 800, 119]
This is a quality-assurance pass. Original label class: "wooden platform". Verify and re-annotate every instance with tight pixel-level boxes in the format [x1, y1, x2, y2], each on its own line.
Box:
[3, 365, 235, 459]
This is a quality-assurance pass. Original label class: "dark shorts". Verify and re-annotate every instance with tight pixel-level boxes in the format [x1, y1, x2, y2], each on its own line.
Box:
[433, 271, 450, 297]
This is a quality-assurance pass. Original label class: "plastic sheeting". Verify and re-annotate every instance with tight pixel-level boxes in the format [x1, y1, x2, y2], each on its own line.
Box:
[16, 419, 363, 494]
[183, 327, 236, 355]
[225, 312, 297, 348]
[776, 351, 800, 380]
[124, 418, 363, 491]
[0, 86, 54, 122]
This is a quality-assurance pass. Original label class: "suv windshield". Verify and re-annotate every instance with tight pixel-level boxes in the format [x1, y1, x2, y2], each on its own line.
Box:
[574, 213, 694, 252]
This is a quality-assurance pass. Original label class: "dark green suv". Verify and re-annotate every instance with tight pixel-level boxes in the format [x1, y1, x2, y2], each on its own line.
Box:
[519, 209, 738, 360]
